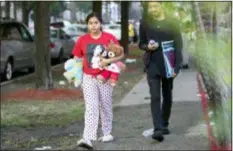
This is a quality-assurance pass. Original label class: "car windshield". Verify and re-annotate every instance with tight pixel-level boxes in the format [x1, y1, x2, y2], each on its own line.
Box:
[76, 26, 87, 33]
[50, 30, 58, 38]
[67, 27, 76, 32]
[0, 23, 22, 40]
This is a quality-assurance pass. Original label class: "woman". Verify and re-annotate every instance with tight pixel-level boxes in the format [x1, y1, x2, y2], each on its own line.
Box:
[72, 12, 124, 149]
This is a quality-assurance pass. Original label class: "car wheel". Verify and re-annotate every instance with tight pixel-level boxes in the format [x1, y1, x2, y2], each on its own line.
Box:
[4, 60, 13, 81]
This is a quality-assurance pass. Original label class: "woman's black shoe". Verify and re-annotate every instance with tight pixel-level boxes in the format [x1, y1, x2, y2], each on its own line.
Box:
[162, 127, 170, 135]
[152, 130, 164, 142]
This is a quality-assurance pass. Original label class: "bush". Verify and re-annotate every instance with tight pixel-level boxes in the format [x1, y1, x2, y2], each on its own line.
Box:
[191, 33, 231, 147]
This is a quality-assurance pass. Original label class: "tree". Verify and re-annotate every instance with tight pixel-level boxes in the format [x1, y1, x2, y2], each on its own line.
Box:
[92, 1, 102, 14]
[50, 1, 66, 21]
[120, 1, 129, 55]
[13, 2, 17, 19]
[30, 2, 66, 22]
[34, 2, 53, 90]
[66, 2, 78, 22]
[192, 2, 231, 147]
[5, 1, 10, 18]
[0, 2, 2, 17]
[22, 1, 34, 26]
[76, 1, 92, 13]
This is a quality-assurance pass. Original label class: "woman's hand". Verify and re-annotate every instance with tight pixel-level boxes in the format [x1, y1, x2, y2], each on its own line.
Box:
[172, 72, 177, 78]
[147, 43, 159, 51]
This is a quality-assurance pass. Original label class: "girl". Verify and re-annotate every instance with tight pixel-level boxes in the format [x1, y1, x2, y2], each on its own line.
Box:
[72, 12, 124, 149]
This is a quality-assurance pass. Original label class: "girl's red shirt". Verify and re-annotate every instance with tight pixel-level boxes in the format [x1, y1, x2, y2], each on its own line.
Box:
[72, 32, 119, 76]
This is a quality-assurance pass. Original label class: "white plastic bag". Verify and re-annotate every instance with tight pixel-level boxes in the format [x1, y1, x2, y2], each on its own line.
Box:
[142, 128, 154, 138]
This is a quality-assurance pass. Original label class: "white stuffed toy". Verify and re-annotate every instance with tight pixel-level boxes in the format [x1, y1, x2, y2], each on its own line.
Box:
[91, 45, 104, 69]
[63, 58, 83, 87]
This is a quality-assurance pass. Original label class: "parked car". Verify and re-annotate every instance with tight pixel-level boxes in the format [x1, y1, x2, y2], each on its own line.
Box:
[72, 23, 88, 41]
[0, 18, 35, 80]
[50, 27, 75, 62]
[63, 26, 79, 41]
[50, 21, 83, 42]
[103, 24, 121, 41]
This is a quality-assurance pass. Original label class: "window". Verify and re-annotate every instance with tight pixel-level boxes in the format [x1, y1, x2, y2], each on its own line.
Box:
[0, 24, 7, 39]
[68, 27, 76, 32]
[59, 30, 65, 37]
[18, 24, 32, 41]
[0, 23, 22, 40]
[50, 30, 58, 38]
[10, 27, 22, 40]
[59, 29, 68, 39]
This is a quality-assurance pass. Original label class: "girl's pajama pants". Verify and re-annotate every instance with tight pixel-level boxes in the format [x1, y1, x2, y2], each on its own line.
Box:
[82, 74, 113, 141]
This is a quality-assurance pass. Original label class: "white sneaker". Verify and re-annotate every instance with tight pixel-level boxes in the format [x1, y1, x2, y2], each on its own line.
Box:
[98, 134, 114, 142]
[77, 138, 93, 149]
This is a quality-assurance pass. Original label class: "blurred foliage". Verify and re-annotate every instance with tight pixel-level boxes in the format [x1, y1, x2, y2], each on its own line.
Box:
[192, 2, 231, 147]
[74, 1, 92, 13]
[50, 1, 66, 17]
[30, 2, 66, 21]
[141, 1, 195, 33]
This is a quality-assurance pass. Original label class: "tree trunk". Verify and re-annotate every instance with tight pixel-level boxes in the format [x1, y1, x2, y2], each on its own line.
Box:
[13, 2, 17, 19]
[34, 2, 53, 90]
[22, 1, 30, 26]
[212, 4, 217, 34]
[92, 1, 102, 14]
[120, 1, 129, 55]
[68, 2, 77, 22]
[0, 2, 2, 17]
[5, 1, 10, 18]
[193, 2, 206, 38]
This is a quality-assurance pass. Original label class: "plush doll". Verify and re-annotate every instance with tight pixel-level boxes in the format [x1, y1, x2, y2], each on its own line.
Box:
[97, 42, 126, 87]
[91, 45, 104, 69]
[63, 58, 83, 87]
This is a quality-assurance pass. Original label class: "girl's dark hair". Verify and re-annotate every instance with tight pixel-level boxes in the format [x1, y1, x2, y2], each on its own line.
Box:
[85, 12, 103, 24]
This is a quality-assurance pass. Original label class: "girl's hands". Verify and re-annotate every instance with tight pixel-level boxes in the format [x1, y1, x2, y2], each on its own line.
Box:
[99, 58, 111, 68]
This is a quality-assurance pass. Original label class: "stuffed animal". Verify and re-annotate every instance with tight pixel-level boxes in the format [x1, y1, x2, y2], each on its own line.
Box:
[97, 42, 126, 87]
[91, 45, 104, 69]
[63, 58, 83, 87]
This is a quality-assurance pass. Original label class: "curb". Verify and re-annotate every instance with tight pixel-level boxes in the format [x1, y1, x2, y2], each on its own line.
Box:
[196, 73, 231, 151]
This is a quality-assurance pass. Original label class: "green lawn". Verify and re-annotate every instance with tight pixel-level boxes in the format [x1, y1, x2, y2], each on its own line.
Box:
[1, 101, 85, 127]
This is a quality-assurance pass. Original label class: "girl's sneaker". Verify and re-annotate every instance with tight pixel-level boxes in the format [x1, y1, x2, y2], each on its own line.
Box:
[98, 134, 114, 142]
[77, 138, 93, 149]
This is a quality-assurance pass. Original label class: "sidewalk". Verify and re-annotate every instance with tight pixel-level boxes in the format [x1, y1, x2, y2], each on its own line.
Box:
[117, 69, 199, 106]
[92, 69, 209, 150]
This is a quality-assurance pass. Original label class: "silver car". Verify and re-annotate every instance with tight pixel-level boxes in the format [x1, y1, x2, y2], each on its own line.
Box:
[50, 27, 75, 62]
[0, 19, 35, 80]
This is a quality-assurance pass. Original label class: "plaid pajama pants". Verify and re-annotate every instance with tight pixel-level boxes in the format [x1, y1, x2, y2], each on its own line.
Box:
[82, 74, 114, 141]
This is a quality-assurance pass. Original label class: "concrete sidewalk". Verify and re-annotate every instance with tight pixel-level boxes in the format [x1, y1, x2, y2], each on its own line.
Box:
[117, 69, 199, 107]
[92, 69, 209, 150]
